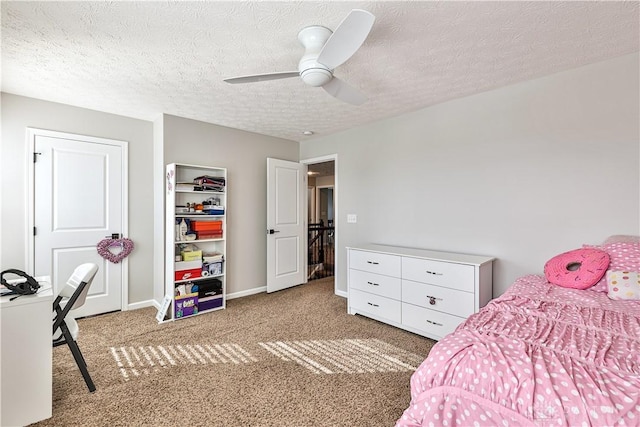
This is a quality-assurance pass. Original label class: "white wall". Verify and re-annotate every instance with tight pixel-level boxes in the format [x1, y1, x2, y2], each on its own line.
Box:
[152, 116, 165, 304]
[1, 96, 298, 309]
[301, 53, 640, 296]
[160, 114, 298, 296]
[0, 93, 155, 304]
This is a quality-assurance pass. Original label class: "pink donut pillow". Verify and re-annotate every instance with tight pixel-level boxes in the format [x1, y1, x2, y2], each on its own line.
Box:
[544, 248, 610, 290]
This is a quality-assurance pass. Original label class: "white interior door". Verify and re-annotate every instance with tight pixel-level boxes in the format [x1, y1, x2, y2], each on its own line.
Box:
[266, 158, 306, 293]
[31, 129, 127, 317]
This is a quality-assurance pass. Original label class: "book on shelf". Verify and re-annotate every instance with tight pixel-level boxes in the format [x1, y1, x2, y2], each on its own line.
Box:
[193, 176, 225, 192]
[193, 176, 225, 185]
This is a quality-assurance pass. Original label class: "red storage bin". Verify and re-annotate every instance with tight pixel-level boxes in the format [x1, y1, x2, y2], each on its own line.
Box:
[197, 231, 223, 240]
[191, 221, 223, 232]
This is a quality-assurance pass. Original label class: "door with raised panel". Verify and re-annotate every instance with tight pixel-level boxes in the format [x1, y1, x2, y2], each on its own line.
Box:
[266, 158, 306, 293]
[32, 129, 127, 317]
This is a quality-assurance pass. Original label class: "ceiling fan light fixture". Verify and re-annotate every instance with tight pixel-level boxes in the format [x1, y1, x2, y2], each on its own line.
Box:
[300, 68, 332, 87]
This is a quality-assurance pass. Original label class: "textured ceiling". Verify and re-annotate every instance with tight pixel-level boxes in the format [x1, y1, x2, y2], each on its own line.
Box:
[2, 1, 638, 142]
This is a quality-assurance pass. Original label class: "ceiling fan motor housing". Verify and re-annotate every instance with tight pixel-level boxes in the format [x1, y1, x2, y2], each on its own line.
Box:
[299, 65, 332, 87]
[298, 25, 333, 87]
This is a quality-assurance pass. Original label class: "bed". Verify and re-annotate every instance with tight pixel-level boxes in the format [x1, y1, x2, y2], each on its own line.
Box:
[396, 237, 640, 426]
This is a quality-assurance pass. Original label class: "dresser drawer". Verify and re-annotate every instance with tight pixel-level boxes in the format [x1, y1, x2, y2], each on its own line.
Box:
[402, 279, 474, 318]
[350, 289, 401, 324]
[402, 303, 465, 340]
[350, 269, 401, 300]
[349, 250, 401, 277]
[402, 257, 474, 292]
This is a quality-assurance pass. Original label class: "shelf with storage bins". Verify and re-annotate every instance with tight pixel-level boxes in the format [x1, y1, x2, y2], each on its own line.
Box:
[160, 163, 227, 323]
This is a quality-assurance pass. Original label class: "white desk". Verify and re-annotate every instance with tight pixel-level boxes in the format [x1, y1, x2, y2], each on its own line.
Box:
[0, 277, 53, 426]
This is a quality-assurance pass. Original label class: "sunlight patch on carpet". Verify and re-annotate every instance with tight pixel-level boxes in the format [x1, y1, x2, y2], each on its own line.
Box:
[110, 344, 258, 380]
[258, 338, 424, 374]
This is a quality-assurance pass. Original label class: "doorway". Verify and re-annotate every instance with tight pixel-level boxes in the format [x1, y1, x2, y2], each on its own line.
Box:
[303, 157, 336, 284]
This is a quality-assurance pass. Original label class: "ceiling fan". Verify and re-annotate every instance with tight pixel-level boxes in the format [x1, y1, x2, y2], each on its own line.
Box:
[223, 9, 375, 106]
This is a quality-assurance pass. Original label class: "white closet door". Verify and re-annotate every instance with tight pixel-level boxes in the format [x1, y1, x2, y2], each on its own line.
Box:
[33, 130, 127, 317]
[266, 158, 306, 292]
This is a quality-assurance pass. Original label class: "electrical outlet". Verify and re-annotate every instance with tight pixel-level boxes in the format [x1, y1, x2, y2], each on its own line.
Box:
[347, 214, 357, 223]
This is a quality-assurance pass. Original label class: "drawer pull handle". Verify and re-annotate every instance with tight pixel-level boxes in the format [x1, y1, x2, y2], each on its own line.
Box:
[367, 302, 379, 308]
[425, 270, 443, 276]
[426, 319, 443, 327]
[367, 261, 379, 265]
[367, 281, 379, 286]
[426, 295, 442, 305]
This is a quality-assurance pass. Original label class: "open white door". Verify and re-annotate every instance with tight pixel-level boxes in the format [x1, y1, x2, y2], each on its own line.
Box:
[30, 129, 127, 317]
[266, 158, 306, 293]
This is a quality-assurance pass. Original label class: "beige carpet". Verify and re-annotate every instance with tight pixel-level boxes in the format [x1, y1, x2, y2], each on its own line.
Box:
[35, 278, 435, 427]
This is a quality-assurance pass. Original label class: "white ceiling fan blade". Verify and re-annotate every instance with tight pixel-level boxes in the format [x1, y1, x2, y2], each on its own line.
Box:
[317, 9, 375, 70]
[224, 71, 299, 84]
[322, 77, 367, 106]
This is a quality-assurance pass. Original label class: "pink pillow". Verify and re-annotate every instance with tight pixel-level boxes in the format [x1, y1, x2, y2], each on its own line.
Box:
[590, 242, 640, 292]
[604, 235, 640, 245]
[544, 248, 610, 290]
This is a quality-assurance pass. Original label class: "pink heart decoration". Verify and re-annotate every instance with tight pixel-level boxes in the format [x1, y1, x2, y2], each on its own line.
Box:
[97, 238, 135, 264]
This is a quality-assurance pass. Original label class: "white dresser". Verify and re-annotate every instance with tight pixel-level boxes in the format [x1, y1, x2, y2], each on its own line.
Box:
[347, 244, 494, 341]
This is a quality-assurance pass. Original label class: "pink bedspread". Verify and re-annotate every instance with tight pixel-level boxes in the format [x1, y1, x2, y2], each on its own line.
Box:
[396, 275, 640, 426]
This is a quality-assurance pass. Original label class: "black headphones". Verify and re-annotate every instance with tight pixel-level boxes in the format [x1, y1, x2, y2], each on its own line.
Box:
[1, 269, 41, 295]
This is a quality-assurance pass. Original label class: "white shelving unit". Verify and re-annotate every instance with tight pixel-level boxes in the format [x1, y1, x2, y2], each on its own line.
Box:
[160, 163, 227, 322]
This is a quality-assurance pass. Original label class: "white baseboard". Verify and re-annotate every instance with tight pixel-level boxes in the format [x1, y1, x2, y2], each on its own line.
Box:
[128, 299, 160, 311]
[227, 286, 266, 300]
[132, 282, 340, 311]
[132, 288, 267, 313]
[226, 283, 345, 300]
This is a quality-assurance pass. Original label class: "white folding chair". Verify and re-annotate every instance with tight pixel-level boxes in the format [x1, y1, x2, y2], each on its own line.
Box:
[52, 263, 99, 393]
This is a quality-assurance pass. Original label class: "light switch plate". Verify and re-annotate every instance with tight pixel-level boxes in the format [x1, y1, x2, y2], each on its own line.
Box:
[347, 214, 357, 223]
